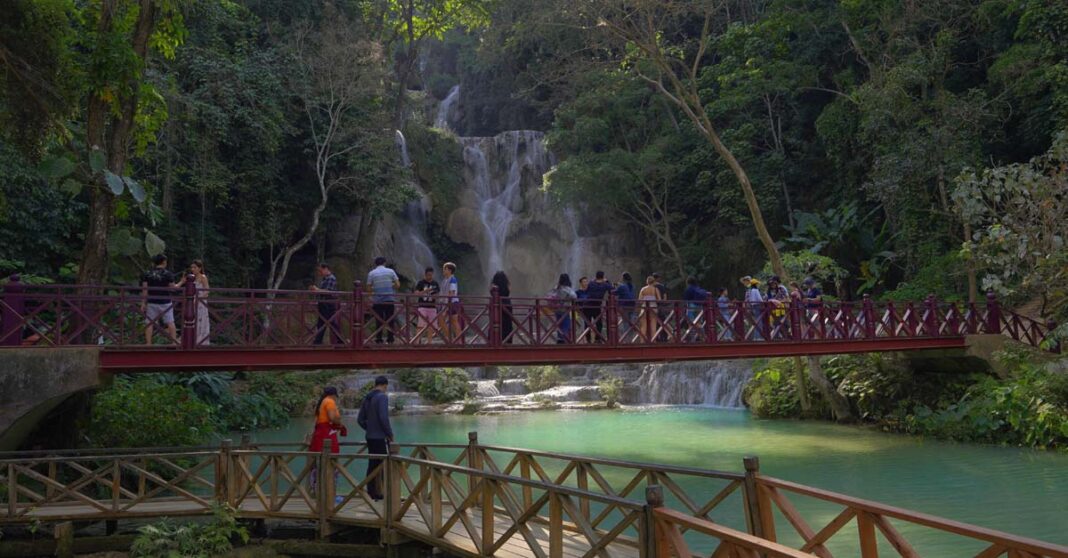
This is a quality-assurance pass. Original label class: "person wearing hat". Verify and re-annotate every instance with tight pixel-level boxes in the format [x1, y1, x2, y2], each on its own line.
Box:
[741, 276, 765, 340]
[357, 375, 394, 501]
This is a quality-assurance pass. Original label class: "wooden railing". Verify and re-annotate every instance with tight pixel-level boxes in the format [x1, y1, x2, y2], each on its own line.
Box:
[0, 281, 1057, 353]
[3, 438, 1067, 557]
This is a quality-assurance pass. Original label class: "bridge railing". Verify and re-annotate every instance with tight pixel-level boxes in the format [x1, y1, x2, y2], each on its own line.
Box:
[0, 281, 1056, 351]
[4, 440, 1068, 557]
[751, 473, 1068, 558]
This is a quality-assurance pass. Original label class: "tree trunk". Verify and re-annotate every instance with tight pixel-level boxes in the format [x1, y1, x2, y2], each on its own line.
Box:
[77, 0, 158, 284]
[793, 356, 810, 412]
[807, 356, 853, 421]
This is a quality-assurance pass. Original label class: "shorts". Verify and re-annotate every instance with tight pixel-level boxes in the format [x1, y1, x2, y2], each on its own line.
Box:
[145, 303, 175, 325]
[448, 301, 462, 316]
[416, 307, 438, 324]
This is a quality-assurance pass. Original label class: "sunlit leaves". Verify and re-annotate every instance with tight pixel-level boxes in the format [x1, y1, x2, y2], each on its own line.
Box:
[104, 170, 126, 195]
[144, 230, 166, 256]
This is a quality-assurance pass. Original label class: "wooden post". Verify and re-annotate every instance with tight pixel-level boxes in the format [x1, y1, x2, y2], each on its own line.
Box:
[742, 456, 766, 540]
[549, 492, 563, 558]
[645, 486, 665, 558]
[790, 298, 804, 341]
[986, 290, 1001, 334]
[490, 285, 501, 347]
[353, 281, 364, 347]
[606, 291, 619, 346]
[318, 438, 334, 539]
[862, 294, 876, 339]
[388, 442, 401, 525]
[520, 454, 532, 509]
[54, 521, 74, 558]
[733, 301, 746, 340]
[1047, 319, 1061, 354]
[858, 511, 879, 558]
[577, 462, 590, 521]
[181, 273, 197, 349]
[467, 431, 480, 499]
[481, 477, 495, 555]
[217, 439, 232, 506]
[239, 434, 251, 502]
[111, 459, 120, 512]
[7, 463, 14, 516]
[431, 468, 443, 535]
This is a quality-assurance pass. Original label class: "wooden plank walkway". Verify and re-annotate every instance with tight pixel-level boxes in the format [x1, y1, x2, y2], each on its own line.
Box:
[7, 498, 641, 558]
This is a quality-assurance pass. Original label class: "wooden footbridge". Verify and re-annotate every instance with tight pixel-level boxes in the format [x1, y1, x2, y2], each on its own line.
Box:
[0, 281, 1058, 372]
[2, 434, 1066, 557]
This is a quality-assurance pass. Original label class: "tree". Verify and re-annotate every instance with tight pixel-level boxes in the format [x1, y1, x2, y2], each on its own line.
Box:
[266, 9, 391, 290]
[546, 73, 689, 279]
[382, 0, 492, 126]
[78, 0, 186, 283]
[552, 0, 853, 420]
[953, 130, 1068, 322]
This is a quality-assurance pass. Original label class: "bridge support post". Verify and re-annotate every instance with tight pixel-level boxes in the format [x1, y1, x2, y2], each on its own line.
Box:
[644, 485, 664, 558]
[863, 295, 876, 339]
[490, 286, 501, 347]
[742, 456, 768, 540]
[387, 442, 402, 540]
[704, 293, 716, 344]
[606, 291, 619, 346]
[352, 281, 364, 348]
[318, 439, 334, 540]
[986, 291, 1002, 334]
[181, 273, 197, 349]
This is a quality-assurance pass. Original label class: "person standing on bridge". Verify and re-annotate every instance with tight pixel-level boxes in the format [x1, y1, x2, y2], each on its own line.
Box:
[548, 274, 577, 344]
[367, 257, 400, 344]
[309, 386, 346, 496]
[175, 260, 210, 345]
[442, 262, 461, 343]
[141, 254, 178, 345]
[415, 267, 440, 344]
[310, 263, 341, 345]
[491, 271, 514, 344]
[357, 375, 393, 501]
[583, 271, 613, 343]
[615, 272, 636, 340]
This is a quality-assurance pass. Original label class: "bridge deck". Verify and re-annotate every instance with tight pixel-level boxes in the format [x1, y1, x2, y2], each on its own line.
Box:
[8, 498, 640, 558]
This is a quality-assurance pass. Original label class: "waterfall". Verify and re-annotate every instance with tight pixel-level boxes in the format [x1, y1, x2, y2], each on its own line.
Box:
[461, 131, 554, 280]
[564, 208, 589, 278]
[435, 85, 460, 131]
[391, 130, 437, 280]
[636, 361, 753, 408]
[395, 129, 411, 167]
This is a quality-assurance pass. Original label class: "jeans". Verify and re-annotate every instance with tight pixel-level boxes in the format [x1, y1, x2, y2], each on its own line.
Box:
[365, 438, 388, 499]
[555, 311, 571, 343]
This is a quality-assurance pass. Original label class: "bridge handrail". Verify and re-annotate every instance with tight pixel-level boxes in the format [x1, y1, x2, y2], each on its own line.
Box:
[476, 443, 744, 481]
[753, 474, 1068, 558]
[653, 506, 818, 558]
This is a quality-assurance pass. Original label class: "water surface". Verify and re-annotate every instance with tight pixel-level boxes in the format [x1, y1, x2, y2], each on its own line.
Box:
[250, 409, 1068, 554]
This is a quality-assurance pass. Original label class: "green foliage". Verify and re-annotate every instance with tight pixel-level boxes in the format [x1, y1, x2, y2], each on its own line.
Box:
[131, 504, 248, 558]
[246, 371, 342, 416]
[396, 368, 429, 391]
[459, 398, 482, 414]
[879, 252, 970, 303]
[525, 366, 563, 392]
[88, 376, 216, 448]
[217, 392, 289, 432]
[596, 374, 625, 408]
[743, 362, 818, 419]
[417, 369, 471, 404]
[760, 251, 847, 291]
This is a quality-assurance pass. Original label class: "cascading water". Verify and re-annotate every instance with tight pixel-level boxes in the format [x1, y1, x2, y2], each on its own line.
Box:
[391, 130, 437, 280]
[636, 361, 753, 408]
[435, 85, 460, 131]
[461, 130, 555, 281]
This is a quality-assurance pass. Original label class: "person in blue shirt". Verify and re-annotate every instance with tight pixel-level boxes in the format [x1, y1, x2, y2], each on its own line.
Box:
[366, 256, 400, 344]
[683, 277, 709, 341]
[583, 271, 614, 343]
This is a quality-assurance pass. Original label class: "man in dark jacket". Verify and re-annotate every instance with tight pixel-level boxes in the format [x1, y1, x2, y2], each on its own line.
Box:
[583, 271, 613, 343]
[615, 272, 636, 339]
[357, 375, 394, 500]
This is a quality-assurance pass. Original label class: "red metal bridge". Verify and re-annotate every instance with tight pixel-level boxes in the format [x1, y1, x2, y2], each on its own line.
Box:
[0, 280, 1056, 372]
